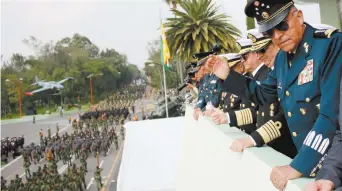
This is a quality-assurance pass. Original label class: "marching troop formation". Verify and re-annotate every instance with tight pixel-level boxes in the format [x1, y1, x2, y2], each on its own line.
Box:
[1, 87, 146, 191]
[185, 0, 342, 190]
[1, 136, 25, 160]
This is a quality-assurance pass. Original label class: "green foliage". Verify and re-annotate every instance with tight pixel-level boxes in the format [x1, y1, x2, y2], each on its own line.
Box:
[1, 34, 143, 117]
[164, 0, 241, 64]
[246, 16, 256, 30]
[143, 40, 179, 89]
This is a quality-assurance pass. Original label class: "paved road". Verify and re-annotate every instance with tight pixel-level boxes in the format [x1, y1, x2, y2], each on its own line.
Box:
[1, 109, 124, 191]
[1, 111, 78, 170]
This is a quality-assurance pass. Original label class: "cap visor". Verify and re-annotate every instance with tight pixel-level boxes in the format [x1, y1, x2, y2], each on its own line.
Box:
[258, 8, 290, 33]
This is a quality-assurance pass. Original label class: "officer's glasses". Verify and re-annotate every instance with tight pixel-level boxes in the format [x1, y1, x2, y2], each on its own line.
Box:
[262, 10, 297, 37]
[240, 54, 248, 61]
[255, 42, 271, 55]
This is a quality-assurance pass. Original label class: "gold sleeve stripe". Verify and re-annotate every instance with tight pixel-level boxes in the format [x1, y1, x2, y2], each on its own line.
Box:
[242, 109, 247, 125]
[266, 122, 278, 139]
[263, 122, 275, 140]
[273, 121, 282, 137]
[246, 108, 253, 124]
[269, 121, 281, 138]
[241, 109, 247, 125]
[241, 109, 246, 126]
[235, 111, 243, 127]
[235, 108, 254, 126]
[256, 120, 282, 144]
[257, 126, 272, 143]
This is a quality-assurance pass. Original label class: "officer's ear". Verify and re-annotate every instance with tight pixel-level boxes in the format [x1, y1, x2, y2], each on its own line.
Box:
[295, 9, 304, 26]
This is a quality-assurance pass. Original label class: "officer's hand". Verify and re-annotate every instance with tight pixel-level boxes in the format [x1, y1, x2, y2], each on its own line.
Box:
[270, 165, 302, 190]
[204, 103, 215, 116]
[208, 55, 230, 80]
[193, 108, 202, 121]
[304, 180, 335, 191]
[186, 83, 195, 89]
[230, 137, 254, 152]
[210, 108, 227, 125]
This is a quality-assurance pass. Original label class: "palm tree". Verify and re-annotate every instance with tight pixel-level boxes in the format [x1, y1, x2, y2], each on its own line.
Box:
[164, 0, 181, 10]
[164, 0, 241, 75]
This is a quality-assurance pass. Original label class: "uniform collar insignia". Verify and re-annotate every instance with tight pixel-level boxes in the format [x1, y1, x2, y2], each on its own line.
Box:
[303, 42, 309, 53]
[299, 23, 314, 57]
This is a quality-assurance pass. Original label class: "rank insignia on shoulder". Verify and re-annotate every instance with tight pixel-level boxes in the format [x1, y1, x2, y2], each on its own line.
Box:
[314, 28, 339, 38]
[298, 59, 314, 85]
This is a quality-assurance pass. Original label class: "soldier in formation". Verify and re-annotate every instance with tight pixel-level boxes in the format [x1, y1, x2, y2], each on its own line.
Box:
[3, 88, 147, 189]
[94, 166, 103, 191]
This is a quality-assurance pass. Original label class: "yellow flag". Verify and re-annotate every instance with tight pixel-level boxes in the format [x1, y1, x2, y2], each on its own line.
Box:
[161, 24, 171, 67]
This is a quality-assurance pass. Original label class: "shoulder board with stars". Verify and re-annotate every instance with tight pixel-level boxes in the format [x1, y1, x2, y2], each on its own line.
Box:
[313, 28, 339, 39]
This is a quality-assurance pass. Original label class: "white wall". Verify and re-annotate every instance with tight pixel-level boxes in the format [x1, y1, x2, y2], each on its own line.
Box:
[117, 106, 314, 191]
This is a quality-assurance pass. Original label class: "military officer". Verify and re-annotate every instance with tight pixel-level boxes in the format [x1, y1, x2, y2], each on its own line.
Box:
[225, 29, 297, 158]
[195, 55, 224, 117]
[208, 0, 342, 189]
[211, 39, 261, 134]
[218, 54, 244, 113]
[193, 58, 210, 119]
[204, 57, 223, 110]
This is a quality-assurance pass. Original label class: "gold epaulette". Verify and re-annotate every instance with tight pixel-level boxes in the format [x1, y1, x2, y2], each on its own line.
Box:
[313, 28, 339, 38]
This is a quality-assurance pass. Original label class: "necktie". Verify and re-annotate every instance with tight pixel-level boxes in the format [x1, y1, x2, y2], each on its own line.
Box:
[288, 52, 295, 67]
[288, 52, 295, 60]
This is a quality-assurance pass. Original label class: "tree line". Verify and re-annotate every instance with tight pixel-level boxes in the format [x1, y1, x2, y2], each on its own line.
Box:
[1, 34, 143, 117]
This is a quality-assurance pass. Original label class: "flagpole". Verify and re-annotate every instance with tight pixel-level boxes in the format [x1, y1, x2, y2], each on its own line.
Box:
[163, 61, 169, 118]
[160, 8, 168, 118]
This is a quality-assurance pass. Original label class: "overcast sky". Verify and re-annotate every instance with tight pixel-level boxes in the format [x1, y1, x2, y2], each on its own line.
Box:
[1, 0, 320, 69]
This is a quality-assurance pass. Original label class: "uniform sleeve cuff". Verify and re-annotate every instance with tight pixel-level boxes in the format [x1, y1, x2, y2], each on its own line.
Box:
[249, 136, 257, 146]
[226, 113, 231, 124]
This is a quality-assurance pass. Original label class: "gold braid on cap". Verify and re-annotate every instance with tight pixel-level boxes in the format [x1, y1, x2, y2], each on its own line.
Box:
[251, 39, 272, 52]
[258, 2, 294, 25]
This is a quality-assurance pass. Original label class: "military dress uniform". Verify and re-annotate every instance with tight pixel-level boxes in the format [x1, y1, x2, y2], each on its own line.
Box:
[219, 54, 244, 113]
[220, 40, 260, 135]
[219, 92, 242, 112]
[222, 2, 342, 177]
[227, 65, 270, 135]
[195, 58, 210, 110]
[246, 29, 298, 158]
[206, 73, 222, 108]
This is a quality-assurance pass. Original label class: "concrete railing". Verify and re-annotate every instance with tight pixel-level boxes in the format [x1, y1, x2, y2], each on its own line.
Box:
[177, 105, 314, 191]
